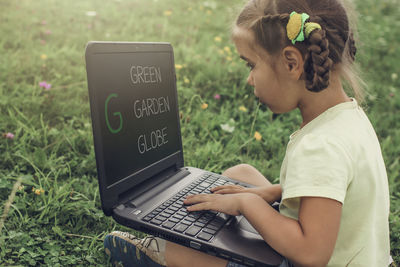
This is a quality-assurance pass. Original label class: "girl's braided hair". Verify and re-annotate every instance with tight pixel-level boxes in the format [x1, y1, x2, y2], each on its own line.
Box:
[234, 0, 363, 99]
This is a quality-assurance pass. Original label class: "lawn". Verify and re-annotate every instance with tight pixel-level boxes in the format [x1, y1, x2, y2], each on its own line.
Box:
[0, 0, 399, 265]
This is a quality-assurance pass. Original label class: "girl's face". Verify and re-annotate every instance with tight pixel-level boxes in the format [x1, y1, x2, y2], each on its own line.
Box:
[233, 30, 302, 114]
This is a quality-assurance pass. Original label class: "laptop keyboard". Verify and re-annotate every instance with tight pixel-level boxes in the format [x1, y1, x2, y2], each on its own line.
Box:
[142, 172, 238, 242]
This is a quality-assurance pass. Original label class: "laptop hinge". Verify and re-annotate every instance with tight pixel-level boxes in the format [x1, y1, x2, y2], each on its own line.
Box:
[117, 166, 189, 208]
[129, 167, 190, 208]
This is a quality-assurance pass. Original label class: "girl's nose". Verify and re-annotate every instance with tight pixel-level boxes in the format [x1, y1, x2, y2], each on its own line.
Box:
[247, 74, 254, 87]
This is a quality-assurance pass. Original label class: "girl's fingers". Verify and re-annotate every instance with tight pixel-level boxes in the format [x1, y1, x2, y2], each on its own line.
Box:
[184, 194, 215, 211]
[211, 185, 244, 194]
[213, 188, 238, 194]
[184, 194, 210, 204]
[187, 202, 210, 211]
[210, 185, 234, 192]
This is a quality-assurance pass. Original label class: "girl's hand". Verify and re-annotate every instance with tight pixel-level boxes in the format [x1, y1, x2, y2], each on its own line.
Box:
[184, 193, 254, 216]
[211, 184, 281, 204]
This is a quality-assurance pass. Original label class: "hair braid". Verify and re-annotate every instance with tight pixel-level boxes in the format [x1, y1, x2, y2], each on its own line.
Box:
[304, 29, 333, 92]
[260, 13, 289, 24]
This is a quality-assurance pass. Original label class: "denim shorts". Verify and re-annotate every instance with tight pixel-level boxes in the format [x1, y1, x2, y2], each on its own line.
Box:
[226, 257, 293, 267]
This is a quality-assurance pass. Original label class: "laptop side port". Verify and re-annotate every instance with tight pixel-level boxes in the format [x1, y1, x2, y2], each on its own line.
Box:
[189, 241, 201, 250]
[219, 252, 231, 260]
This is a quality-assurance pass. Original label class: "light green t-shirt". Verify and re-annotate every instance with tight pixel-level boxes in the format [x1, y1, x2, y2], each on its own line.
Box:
[279, 99, 390, 266]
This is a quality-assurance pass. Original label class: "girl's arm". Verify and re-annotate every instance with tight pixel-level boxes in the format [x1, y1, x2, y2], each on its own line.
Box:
[185, 193, 342, 267]
[211, 184, 282, 204]
[240, 194, 342, 267]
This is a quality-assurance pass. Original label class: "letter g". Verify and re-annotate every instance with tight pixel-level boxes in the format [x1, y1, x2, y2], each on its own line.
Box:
[105, 93, 123, 134]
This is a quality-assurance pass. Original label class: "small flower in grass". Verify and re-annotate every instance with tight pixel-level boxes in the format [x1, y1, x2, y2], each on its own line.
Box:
[389, 92, 395, 97]
[39, 81, 52, 90]
[214, 94, 221, 100]
[164, 10, 172, 16]
[41, 54, 47, 60]
[206, 10, 212, 15]
[214, 36, 222, 42]
[184, 77, 190, 84]
[254, 131, 262, 141]
[18, 185, 25, 191]
[35, 188, 45, 195]
[86, 11, 97, 17]
[239, 106, 247, 112]
[175, 64, 183, 70]
[32, 187, 45, 195]
[3, 132, 15, 139]
[41, 20, 47, 25]
[226, 56, 232, 61]
[223, 46, 231, 54]
[220, 118, 235, 133]
[201, 103, 208, 110]
[392, 73, 398, 81]
[44, 29, 52, 35]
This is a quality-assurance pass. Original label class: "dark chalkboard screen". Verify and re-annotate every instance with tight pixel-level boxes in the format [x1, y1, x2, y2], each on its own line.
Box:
[85, 42, 184, 212]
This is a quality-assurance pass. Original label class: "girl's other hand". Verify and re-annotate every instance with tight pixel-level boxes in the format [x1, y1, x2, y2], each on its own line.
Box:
[211, 184, 281, 205]
[184, 193, 255, 216]
[210, 184, 245, 194]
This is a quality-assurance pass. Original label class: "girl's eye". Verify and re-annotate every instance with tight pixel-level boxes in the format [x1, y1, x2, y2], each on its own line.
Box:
[246, 62, 255, 70]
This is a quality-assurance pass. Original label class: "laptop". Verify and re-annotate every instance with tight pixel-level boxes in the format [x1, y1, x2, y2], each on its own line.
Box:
[85, 41, 283, 267]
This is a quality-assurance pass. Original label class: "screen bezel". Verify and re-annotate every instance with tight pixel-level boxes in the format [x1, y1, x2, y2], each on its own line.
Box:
[85, 42, 184, 215]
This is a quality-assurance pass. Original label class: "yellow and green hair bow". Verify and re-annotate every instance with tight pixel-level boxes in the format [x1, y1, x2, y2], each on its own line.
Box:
[286, 11, 322, 44]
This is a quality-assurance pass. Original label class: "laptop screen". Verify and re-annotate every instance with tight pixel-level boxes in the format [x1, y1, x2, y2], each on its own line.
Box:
[90, 50, 180, 187]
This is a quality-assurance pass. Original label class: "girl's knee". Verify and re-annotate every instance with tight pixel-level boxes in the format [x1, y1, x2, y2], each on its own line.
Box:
[222, 164, 255, 178]
[222, 164, 271, 186]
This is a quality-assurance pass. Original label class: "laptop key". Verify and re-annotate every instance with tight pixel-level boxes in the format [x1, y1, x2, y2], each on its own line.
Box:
[150, 218, 163, 225]
[155, 215, 167, 222]
[142, 216, 152, 222]
[194, 221, 206, 227]
[177, 211, 187, 217]
[173, 214, 184, 220]
[159, 212, 170, 218]
[205, 224, 219, 231]
[185, 216, 196, 222]
[162, 221, 176, 229]
[164, 209, 175, 215]
[174, 224, 189, 233]
[203, 227, 217, 235]
[181, 220, 193, 226]
[199, 182, 211, 188]
[169, 206, 179, 211]
[185, 226, 201, 237]
[197, 231, 213, 241]
[169, 217, 180, 223]
[188, 212, 202, 219]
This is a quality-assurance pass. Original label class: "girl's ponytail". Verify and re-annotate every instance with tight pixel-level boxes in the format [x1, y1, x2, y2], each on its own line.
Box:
[304, 29, 333, 92]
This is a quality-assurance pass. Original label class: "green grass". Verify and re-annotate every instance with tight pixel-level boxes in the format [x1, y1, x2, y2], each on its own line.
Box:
[0, 0, 399, 265]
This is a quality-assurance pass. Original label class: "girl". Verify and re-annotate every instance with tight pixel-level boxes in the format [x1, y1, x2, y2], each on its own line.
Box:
[104, 0, 391, 266]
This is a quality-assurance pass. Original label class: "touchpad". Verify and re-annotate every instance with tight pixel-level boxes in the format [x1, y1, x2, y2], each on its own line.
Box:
[237, 216, 258, 235]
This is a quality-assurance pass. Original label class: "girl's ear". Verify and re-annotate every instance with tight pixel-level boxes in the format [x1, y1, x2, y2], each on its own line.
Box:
[281, 46, 304, 80]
